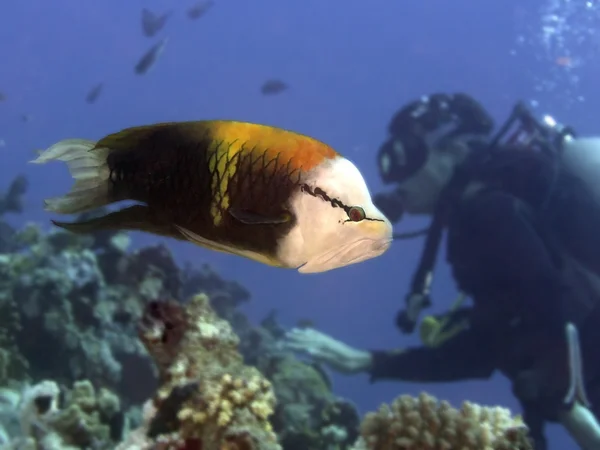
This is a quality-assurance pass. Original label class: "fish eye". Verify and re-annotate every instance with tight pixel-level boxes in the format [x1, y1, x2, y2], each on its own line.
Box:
[347, 206, 366, 222]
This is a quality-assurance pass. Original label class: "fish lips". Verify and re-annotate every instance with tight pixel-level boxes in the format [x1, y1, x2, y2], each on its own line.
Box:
[298, 235, 392, 273]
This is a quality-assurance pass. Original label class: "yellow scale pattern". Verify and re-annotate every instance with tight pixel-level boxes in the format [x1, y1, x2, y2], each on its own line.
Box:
[203, 121, 338, 227]
[207, 140, 242, 226]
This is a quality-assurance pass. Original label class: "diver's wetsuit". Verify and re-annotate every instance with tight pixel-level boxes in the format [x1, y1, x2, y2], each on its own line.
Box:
[370, 149, 600, 450]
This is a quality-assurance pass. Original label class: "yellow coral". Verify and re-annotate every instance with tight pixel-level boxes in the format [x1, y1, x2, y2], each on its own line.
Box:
[143, 294, 280, 450]
[352, 392, 532, 450]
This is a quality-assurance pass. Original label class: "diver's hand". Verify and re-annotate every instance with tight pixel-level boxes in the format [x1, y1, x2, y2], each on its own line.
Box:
[282, 328, 373, 374]
[396, 293, 431, 334]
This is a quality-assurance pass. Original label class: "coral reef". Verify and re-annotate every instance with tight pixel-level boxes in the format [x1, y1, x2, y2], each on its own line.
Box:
[0, 184, 533, 449]
[0, 210, 364, 448]
[352, 392, 532, 450]
[2, 224, 156, 404]
[0, 215, 252, 407]
[119, 294, 281, 449]
[1, 379, 123, 449]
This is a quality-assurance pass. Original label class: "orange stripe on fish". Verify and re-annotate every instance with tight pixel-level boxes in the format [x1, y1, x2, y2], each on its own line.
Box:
[205, 121, 339, 172]
[202, 121, 339, 225]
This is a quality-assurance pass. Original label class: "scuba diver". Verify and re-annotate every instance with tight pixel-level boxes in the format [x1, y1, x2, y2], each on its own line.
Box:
[283, 93, 600, 450]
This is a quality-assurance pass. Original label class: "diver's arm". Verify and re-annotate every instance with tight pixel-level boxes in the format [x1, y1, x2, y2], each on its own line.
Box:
[368, 327, 496, 382]
[458, 189, 567, 334]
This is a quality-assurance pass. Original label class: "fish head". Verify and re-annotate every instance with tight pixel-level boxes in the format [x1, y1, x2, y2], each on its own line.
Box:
[281, 156, 393, 273]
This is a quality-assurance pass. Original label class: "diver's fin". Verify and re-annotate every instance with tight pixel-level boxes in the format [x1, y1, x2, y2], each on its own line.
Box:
[228, 207, 291, 225]
[558, 403, 600, 450]
[30, 139, 111, 214]
[52, 204, 183, 240]
[564, 323, 591, 408]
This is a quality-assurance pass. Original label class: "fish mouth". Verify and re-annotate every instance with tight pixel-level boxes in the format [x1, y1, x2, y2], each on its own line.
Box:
[298, 237, 392, 273]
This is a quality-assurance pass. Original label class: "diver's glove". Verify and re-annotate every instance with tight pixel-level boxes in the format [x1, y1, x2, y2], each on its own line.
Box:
[373, 191, 404, 223]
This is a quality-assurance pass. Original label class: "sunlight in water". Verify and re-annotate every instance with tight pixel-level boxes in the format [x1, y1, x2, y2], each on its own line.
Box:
[512, 0, 599, 109]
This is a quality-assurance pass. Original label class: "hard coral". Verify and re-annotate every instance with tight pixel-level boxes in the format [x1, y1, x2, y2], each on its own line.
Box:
[2, 379, 123, 449]
[352, 392, 533, 450]
[138, 294, 281, 450]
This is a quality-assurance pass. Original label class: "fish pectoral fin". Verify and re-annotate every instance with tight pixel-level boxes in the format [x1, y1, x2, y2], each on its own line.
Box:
[174, 225, 284, 267]
[228, 207, 291, 225]
[174, 225, 240, 254]
[52, 204, 183, 240]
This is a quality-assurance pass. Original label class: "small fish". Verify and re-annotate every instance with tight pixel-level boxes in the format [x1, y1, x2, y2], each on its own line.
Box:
[261, 79, 288, 96]
[135, 37, 168, 75]
[31, 121, 392, 273]
[86, 83, 104, 104]
[187, 0, 214, 20]
[142, 8, 171, 37]
[21, 114, 32, 123]
[0, 92, 5, 102]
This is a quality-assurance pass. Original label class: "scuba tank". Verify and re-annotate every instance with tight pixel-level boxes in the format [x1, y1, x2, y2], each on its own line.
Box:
[561, 136, 600, 204]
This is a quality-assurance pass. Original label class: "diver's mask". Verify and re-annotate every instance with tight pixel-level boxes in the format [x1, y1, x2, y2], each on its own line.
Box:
[377, 93, 495, 185]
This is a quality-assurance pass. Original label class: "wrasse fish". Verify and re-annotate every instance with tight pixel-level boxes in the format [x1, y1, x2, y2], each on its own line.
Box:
[31, 121, 392, 273]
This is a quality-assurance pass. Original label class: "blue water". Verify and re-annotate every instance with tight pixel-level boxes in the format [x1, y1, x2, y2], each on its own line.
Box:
[3, 0, 600, 448]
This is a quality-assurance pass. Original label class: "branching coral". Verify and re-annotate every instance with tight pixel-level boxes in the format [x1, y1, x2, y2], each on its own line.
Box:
[135, 293, 281, 450]
[351, 392, 532, 450]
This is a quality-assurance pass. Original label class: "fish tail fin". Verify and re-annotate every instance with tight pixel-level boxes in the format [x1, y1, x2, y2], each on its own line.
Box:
[30, 139, 112, 215]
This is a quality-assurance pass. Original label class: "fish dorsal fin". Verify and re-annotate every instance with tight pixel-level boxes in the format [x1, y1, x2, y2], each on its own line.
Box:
[96, 122, 204, 152]
[95, 122, 212, 152]
[95, 124, 166, 151]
